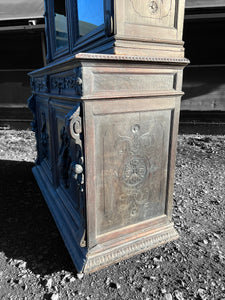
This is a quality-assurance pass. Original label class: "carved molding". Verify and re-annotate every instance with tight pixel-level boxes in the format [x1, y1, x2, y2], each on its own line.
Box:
[51, 67, 82, 96]
[84, 227, 178, 273]
[75, 53, 190, 65]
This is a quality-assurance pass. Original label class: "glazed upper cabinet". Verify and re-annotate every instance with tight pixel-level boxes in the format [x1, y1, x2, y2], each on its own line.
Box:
[45, 0, 185, 61]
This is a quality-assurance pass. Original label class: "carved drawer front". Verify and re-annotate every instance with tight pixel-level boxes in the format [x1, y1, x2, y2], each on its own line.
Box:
[36, 96, 53, 183]
[50, 68, 82, 98]
[84, 97, 179, 245]
[50, 100, 86, 231]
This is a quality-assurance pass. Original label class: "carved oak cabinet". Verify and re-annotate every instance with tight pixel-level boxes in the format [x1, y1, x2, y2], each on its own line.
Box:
[28, 0, 188, 273]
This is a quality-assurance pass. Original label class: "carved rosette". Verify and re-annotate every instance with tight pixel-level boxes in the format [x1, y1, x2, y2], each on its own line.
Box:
[130, 0, 172, 19]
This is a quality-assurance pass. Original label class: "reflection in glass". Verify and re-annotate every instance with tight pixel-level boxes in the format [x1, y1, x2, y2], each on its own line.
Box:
[77, 0, 104, 37]
[54, 0, 69, 50]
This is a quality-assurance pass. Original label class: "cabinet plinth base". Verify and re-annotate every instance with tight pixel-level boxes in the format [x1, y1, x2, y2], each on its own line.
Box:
[32, 164, 178, 274]
[84, 226, 178, 273]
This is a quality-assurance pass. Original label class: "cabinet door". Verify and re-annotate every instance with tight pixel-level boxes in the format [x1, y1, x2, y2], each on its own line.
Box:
[116, 0, 185, 41]
[50, 99, 86, 234]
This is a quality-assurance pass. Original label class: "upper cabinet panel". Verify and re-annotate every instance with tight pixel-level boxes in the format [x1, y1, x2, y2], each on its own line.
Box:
[125, 0, 176, 28]
[115, 0, 185, 41]
[114, 0, 185, 58]
[77, 0, 104, 37]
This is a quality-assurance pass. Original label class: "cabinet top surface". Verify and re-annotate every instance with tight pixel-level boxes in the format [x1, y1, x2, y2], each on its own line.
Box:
[29, 53, 189, 77]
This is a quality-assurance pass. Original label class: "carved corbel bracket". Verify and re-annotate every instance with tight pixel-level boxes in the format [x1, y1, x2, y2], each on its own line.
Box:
[65, 105, 82, 140]
[58, 104, 84, 190]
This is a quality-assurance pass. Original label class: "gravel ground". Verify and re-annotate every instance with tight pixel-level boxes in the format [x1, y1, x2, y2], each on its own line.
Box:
[0, 129, 225, 300]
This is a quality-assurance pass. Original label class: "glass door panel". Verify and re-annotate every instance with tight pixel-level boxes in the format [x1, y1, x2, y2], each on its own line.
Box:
[77, 0, 104, 37]
[54, 0, 69, 50]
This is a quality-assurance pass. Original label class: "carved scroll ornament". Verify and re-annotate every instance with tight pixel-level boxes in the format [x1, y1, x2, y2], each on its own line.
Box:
[58, 105, 84, 190]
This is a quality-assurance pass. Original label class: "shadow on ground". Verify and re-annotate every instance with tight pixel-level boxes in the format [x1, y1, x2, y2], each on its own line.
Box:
[0, 160, 76, 275]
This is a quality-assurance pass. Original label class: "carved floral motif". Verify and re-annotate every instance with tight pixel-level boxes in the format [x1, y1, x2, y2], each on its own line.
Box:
[31, 76, 48, 93]
[100, 114, 169, 235]
[51, 67, 82, 96]
[114, 123, 151, 219]
[130, 0, 172, 19]
[148, 1, 158, 13]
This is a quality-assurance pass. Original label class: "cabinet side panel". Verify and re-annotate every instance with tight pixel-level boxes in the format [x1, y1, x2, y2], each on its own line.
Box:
[92, 103, 174, 237]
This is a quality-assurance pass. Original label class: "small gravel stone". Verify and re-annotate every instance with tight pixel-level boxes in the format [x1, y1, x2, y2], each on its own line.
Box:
[164, 293, 173, 300]
[46, 278, 53, 289]
[51, 293, 59, 300]
[69, 277, 76, 282]
[77, 273, 84, 280]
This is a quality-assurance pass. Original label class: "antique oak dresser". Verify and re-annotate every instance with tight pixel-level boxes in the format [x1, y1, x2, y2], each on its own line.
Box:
[28, 0, 188, 273]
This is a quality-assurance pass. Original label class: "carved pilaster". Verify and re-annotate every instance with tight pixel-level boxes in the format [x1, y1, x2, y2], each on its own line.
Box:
[27, 94, 37, 133]
[58, 104, 84, 189]
[40, 111, 49, 161]
[57, 104, 86, 242]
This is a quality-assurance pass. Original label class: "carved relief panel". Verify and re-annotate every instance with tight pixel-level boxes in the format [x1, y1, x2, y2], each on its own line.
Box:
[127, 0, 176, 28]
[36, 96, 52, 181]
[115, 0, 185, 53]
[94, 109, 172, 236]
[50, 68, 82, 97]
